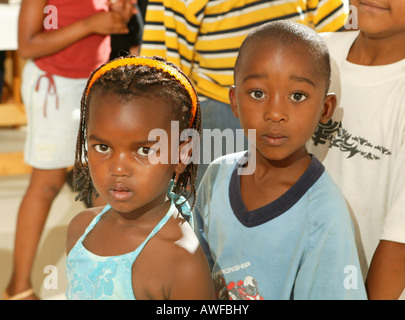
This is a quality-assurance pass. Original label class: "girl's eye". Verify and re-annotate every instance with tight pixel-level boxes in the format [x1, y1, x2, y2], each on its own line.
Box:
[136, 147, 155, 156]
[94, 144, 111, 153]
[290, 92, 308, 102]
[249, 89, 265, 100]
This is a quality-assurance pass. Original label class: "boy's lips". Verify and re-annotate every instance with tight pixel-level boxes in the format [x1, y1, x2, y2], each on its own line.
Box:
[261, 132, 288, 146]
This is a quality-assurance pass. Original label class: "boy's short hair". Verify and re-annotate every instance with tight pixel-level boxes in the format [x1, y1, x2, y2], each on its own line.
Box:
[234, 20, 331, 94]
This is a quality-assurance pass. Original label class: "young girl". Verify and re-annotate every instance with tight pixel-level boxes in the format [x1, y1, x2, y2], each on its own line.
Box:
[4, 0, 132, 301]
[65, 56, 216, 300]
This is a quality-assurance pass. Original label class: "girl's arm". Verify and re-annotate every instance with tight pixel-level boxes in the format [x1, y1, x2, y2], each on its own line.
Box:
[18, 0, 129, 59]
[167, 244, 216, 300]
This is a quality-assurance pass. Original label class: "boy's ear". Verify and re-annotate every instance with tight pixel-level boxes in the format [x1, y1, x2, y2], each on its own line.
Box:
[319, 93, 337, 124]
[229, 85, 239, 118]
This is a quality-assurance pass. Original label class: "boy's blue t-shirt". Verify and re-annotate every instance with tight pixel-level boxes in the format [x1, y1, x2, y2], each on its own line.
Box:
[194, 152, 367, 300]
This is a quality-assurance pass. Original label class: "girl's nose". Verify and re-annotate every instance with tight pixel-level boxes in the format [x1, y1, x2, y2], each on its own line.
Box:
[110, 152, 132, 177]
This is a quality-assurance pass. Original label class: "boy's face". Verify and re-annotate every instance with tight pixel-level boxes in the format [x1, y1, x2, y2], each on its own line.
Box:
[230, 41, 336, 164]
[352, 0, 405, 37]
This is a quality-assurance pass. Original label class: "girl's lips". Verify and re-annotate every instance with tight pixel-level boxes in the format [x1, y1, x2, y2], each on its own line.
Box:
[108, 187, 134, 201]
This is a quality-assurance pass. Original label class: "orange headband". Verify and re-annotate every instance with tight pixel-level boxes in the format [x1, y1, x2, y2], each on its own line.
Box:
[86, 57, 198, 127]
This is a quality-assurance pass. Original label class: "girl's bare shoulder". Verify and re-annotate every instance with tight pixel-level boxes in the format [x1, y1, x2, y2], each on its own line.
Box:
[161, 213, 216, 299]
[66, 206, 104, 255]
[163, 211, 200, 253]
[132, 210, 216, 299]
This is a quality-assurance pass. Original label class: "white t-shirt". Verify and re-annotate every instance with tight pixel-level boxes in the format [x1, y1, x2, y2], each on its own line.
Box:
[307, 31, 405, 288]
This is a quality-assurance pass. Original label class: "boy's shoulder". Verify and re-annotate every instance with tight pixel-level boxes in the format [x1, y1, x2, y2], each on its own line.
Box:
[210, 151, 247, 166]
[200, 151, 247, 188]
[311, 168, 344, 200]
[307, 167, 350, 223]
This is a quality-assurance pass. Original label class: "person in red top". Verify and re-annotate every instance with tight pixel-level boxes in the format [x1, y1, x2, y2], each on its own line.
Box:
[3, 0, 134, 300]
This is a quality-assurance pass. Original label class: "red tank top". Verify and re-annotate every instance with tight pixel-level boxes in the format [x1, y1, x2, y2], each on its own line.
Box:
[35, 0, 110, 79]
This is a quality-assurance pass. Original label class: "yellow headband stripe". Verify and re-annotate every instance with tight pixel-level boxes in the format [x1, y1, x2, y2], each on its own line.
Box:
[86, 57, 198, 127]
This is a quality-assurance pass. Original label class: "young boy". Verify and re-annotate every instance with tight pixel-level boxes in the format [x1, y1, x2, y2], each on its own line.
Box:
[194, 21, 367, 300]
[307, 0, 405, 299]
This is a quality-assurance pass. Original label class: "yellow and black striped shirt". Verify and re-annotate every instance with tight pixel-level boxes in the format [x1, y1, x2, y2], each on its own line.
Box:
[141, 0, 348, 104]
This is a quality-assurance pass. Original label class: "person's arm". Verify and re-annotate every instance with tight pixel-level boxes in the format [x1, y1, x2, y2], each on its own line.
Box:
[108, 0, 137, 23]
[109, 1, 143, 58]
[366, 240, 405, 299]
[127, 8, 143, 56]
[167, 244, 216, 300]
[18, 0, 129, 59]
[367, 138, 405, 299]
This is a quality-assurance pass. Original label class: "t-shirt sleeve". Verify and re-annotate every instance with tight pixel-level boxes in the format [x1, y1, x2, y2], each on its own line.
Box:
[193, 162, 216, 270]
[293, 176, 367, 300]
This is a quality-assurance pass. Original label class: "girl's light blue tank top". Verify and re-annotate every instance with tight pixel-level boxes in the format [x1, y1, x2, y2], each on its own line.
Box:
[65, 202, 175, 300]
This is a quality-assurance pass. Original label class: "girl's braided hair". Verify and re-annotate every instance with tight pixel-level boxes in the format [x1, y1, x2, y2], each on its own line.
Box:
[73, 56, 201, 208]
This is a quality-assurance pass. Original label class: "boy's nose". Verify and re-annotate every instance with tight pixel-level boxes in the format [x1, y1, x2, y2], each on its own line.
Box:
[263, 97, 288, 123]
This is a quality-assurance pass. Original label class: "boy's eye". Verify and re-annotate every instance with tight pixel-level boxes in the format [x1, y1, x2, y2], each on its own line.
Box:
[94, 144, 111, 153]
[136, 147, 155, 156]
[249, 89, 265, 100]
[290, 92, 307, 102]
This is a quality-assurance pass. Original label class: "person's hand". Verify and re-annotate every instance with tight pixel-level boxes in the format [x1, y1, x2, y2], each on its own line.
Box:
[108, 0, 124, 12]
[85, 11, 129, 35]
[108, 0, 137, 23]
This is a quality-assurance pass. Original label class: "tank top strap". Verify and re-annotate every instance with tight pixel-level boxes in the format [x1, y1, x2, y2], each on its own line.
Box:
[129, 200, 176, 262]
[175, 195, 194, 230]
[76, 201, 175, 260]
[77, 204, 112, 243]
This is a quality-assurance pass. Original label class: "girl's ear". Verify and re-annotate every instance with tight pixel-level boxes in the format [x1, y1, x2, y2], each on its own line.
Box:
[229, 85, 239, 118]
[174, 138, 193, 177]
[319, 93, 337, 124]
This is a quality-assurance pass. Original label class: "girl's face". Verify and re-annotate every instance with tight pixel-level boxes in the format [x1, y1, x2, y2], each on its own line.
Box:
[351, 0, 405, 37]
[230, 41, 335, 165]
[86, 92, 180, 217]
